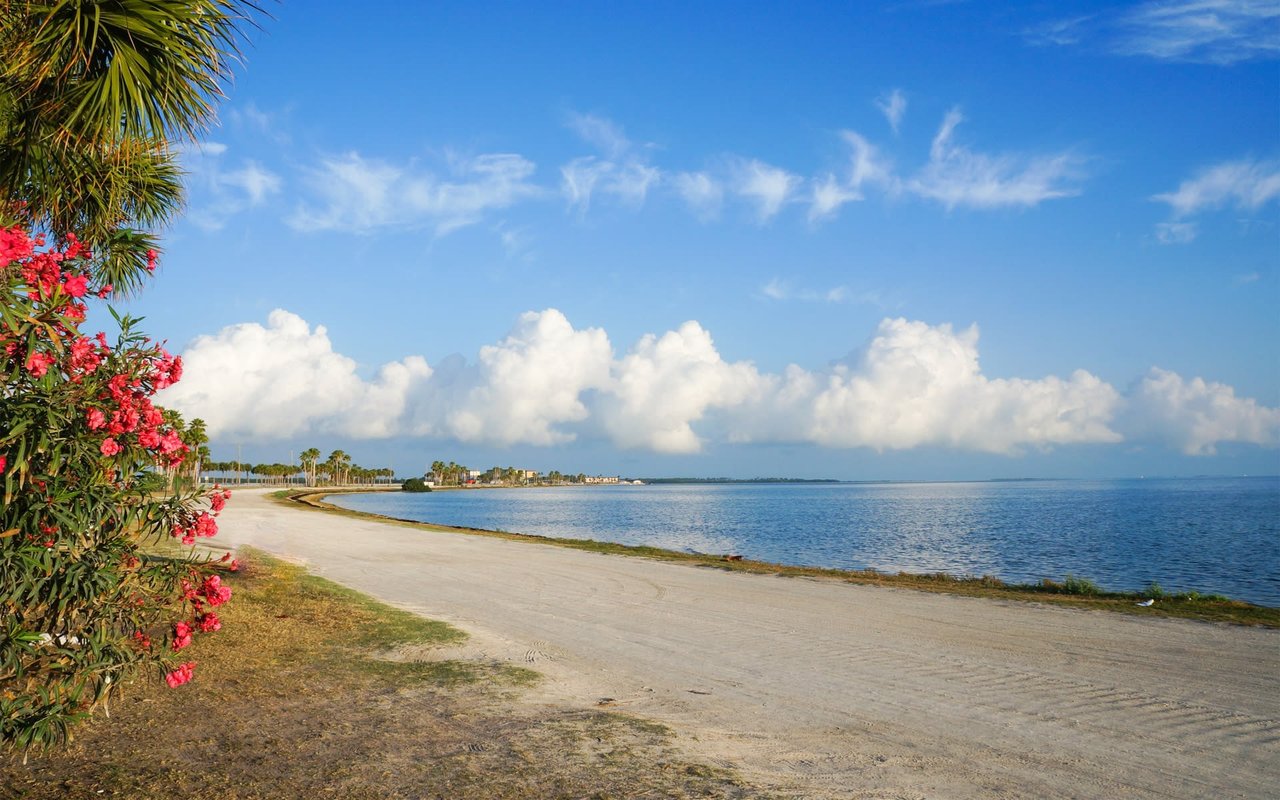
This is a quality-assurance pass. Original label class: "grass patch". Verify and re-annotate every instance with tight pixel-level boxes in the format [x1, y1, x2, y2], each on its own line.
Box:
[2, 548, 757, 799]
[279, 489, 1280, 629]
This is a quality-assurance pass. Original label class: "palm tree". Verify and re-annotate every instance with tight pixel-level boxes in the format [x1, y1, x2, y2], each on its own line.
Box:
[0, 1, 263, 291]
[182, 418, 208, 484]
[300, 448, 321, 487]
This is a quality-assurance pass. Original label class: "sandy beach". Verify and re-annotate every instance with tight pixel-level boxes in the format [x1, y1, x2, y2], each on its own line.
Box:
[215, 488, 1279, 799]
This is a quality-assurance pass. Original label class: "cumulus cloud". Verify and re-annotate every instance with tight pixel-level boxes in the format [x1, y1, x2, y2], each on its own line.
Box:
[446, 310, 612, 445]
[733, 159, 803, 222]
[599, 322, 767, 453]
[908, 109, 1084, 209]
[156, 310, 432, 439]
[163, 310, 1275, 460]
[1124, 368, 1280, 454]
[735, 319, 1124, 454]
[289, 151, 540, 235]
[876, 88, 908, 133]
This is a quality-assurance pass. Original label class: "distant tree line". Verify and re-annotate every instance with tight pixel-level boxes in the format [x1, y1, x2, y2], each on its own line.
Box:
[205, 448, 396, 486]
[428, 460, 595, 486]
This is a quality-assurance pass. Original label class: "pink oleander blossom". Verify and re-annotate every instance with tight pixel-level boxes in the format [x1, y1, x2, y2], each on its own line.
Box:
[165, 661, 196, 688]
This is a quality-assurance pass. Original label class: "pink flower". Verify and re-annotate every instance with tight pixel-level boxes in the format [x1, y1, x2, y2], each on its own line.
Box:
[172, 621, 193, 651]
[196, 613, 221, 633]
[0, 455, 6, 474]
[158, 430, 184, 454]
[201, 575, 232, 607]
[146, 248, 158, 273]
[99, 438, 121, 456]
[96, 283, 113, 299]
[164, 661, 196, 688]
[61, 274, 88, 298]
[24, 351, 55, 377]
[86, 408, 106, 430]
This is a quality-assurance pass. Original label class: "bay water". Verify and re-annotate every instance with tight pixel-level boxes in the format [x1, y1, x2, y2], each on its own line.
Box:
[329, 476, 1280, 607]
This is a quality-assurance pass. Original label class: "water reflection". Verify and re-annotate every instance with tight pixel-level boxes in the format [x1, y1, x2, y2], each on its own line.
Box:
[331, 477, 1280, 606]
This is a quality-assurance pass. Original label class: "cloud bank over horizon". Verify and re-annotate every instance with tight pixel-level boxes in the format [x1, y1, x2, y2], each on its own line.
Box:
[158, 309, 1279, 459]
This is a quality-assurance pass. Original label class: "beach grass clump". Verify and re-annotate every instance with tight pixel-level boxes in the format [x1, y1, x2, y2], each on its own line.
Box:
[1062, 574, 1102, 596]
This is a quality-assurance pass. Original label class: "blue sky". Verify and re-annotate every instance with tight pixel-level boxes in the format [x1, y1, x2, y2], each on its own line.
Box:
[127, 0, 1279, 479]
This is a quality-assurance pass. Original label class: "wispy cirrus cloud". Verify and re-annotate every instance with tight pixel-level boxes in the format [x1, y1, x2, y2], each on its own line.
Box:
[733, 158, 803, 222]
[761, 278, 877, 305]
[1153, 157, 1280, 217]
[1117, 0, 1280, 64]
[907, 109, 1084, 210]
[875, 88, 908, 133]
[1151, 156, 1280, 243]
[560, 113, 661, 213]
[673, 171, 724, 221]
[1030, 1, 1280, 64]
[180, 144, 283, 231]
[288, 151, 540, 235]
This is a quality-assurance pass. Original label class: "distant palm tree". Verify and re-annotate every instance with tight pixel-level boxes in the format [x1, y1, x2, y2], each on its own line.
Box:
[300, 448, 321, 487]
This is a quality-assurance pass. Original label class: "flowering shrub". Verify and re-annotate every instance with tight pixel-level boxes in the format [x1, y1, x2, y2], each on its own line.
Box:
[0, 223, 233, 750]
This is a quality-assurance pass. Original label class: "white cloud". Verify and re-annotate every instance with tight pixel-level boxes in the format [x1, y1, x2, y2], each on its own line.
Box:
[673, 171, 724, 220]
[760, 278, 864, 304]
[1155, 221, 1199, 244]
[180, 147, 283, 231]
[599, 322, 767, 453]
[567, 111, 632, 158]
[1024, 15, 1094, 47]
[560, 157, 611, 212]
[908, 109, 1083, 209]
[156, 310, 432, 439]
[560, 113, 661, 212]
[1116, 0, 1280, 64]
[1152, 157, 1280, 217]
[446, 310, 613, 445]
[782, 319, 1123, 454]
[809, 174, 862, 222]
[1125, 367, 1280, 454]
[165, 310, 1277, 459]
[844, 131, 897, 192]
[220, 161, 282, 205]
[875, 88, 908, 133]
[289, 151, 540, 235]
[733, 158, 803, 222]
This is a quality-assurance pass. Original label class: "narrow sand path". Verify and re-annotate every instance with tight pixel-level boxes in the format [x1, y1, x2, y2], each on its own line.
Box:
[216, 488, 1279, 799]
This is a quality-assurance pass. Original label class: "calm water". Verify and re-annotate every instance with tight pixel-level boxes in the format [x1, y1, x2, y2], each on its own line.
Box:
[331, 477, 1280, 607]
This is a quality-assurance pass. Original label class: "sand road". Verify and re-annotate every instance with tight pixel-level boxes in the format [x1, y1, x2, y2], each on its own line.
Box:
[215, 489, 1279, 798]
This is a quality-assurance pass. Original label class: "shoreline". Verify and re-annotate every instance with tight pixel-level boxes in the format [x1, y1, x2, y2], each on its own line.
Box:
[281, 487, 1280, 625]
[211, 487, 1280, 798]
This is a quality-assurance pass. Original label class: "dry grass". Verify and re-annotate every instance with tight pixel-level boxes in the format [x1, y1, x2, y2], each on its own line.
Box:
[283, 489, 1280, 628]
[1, 549, 761, 799]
